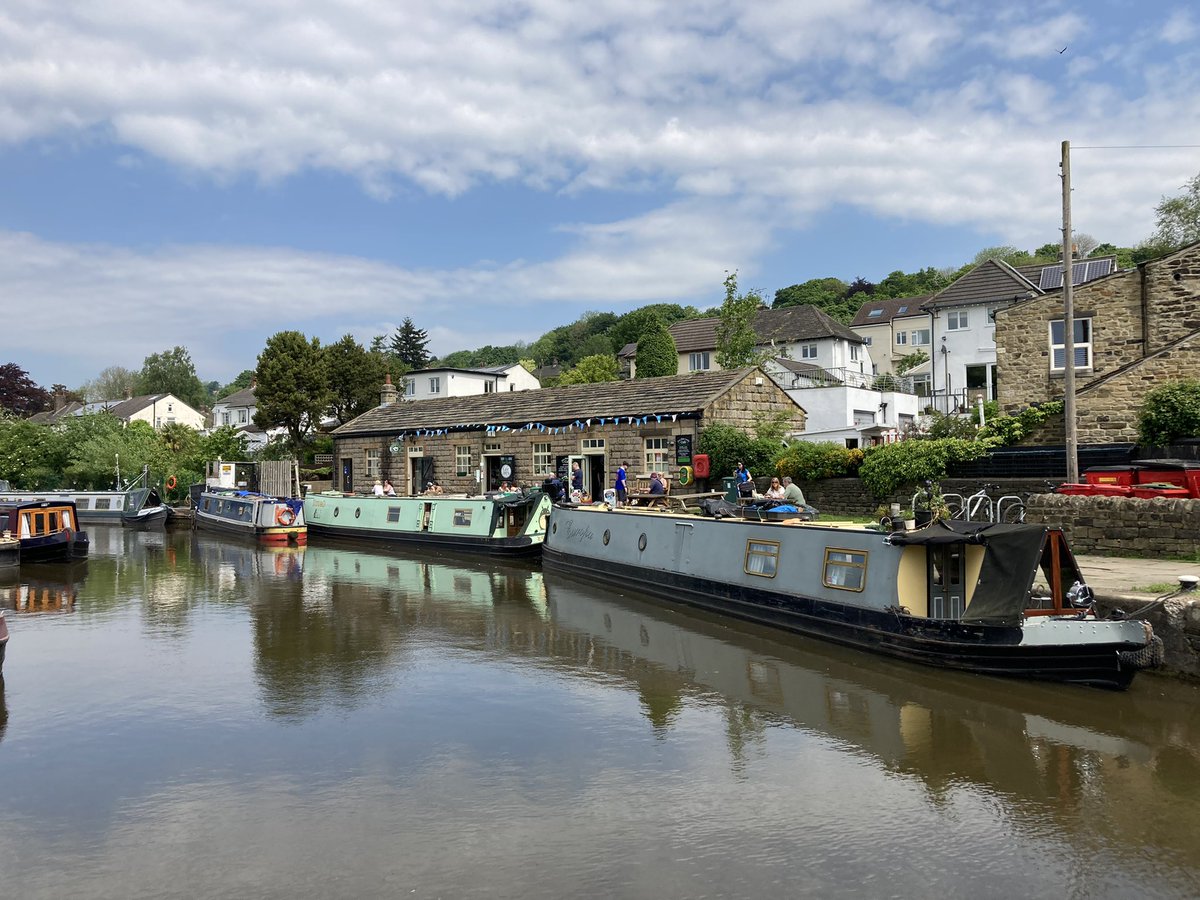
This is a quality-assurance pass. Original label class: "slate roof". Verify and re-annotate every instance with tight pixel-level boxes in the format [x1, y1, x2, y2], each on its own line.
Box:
[104, 394, 184, 420]
[922, 259, 1040, 310]
[849, 294, 935, 326]
[620, 305, 862, 358]
[335, 368, 767, 437]
[408, 365, 507, 377]
[215, 385, 256, 408]
[770, 357, 825, 376]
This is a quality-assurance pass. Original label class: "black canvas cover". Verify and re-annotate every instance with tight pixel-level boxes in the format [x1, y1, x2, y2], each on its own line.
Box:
[888, 520, 1048, 626]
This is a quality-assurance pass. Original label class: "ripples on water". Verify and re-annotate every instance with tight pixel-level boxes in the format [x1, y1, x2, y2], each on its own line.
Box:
[1, 525, 1199, 898]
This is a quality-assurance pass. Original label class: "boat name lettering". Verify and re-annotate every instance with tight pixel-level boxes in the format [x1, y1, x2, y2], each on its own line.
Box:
[561, 520, 596, 544]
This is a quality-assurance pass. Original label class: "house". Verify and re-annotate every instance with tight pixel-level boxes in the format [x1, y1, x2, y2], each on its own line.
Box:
[210, 383, 277, 450]
[994, 242, 1200, 444]
[915, 256, 1116, 413]
[619, 305, 869, 380]
[332, 368, 806, 497]
[28, 394, 205, 430]
[402, 363, 540, 402]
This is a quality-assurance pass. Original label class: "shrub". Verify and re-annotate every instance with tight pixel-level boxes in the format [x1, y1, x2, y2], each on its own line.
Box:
[978, 401, 1063, 446]
[776, 441, 860, 480]
[698, 423, 782, 482]
[858, 438, 990, 499]
[1137, 379, 1200, 447]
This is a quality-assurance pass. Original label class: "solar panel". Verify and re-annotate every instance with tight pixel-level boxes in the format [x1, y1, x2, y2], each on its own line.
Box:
[1037, 259, 1112, 290]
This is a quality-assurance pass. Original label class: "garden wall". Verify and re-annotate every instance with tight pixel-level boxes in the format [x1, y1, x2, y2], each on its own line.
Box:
[1026, 493, 1200, 558]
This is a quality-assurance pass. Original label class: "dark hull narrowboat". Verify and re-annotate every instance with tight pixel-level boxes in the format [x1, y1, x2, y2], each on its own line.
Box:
[194, 490, 306, 545]
[543, 507, 1160, 690]
[122, 505, 170, 528]
[0, 535, 17, 570]
[0, 500, 89, 562]
[302, 491, 552, 558]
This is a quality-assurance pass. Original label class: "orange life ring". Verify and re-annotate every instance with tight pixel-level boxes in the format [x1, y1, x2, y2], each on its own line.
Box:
[275, 507, 295, 526]
[166, 475, 177, 490]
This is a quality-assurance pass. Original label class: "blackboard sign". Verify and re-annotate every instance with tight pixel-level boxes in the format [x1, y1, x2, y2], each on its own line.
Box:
[675, 435, 693, 465]
[555, 456, 570, 479]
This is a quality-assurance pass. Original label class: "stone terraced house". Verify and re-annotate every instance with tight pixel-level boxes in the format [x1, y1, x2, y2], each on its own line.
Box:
[332, 367, 806, 497]
[994, 241, 1200, 444]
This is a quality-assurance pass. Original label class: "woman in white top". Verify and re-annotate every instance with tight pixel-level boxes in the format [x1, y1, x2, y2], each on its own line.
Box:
[764, 477, 786, 500]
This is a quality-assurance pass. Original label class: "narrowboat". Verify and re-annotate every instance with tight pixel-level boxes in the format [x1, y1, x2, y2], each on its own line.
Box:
[0, 500, 90, 562]
[193, 490, 306, 544]
[0, 533, 17, 570]
[302, 490, 552, 557]
[0, 465, 161, 525]
[542, 506, 1161, 689]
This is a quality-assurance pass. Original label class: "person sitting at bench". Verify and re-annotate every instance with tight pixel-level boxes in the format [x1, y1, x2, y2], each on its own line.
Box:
[647, 471, 666, 506]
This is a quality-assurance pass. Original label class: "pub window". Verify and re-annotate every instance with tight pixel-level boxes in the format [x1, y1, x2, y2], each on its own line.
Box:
[484, 442, 501, 452]
[455, 445, 472, 476]
[365, 448, 382, 479]
[823, 548, 868, 591]
[581, 438, 605, 450]
[532, 442, 552, 475]
[453, 509, 472, 527]
[644, 437, 670, 472]
[744, 540, 781, 577]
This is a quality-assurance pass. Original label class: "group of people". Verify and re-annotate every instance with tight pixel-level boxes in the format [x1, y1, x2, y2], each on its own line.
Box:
[371, 479, 397, 496]
[735, 462, 805, 505]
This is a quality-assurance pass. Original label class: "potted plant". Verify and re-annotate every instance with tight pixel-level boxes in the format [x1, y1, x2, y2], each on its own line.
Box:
[912, 480, 950, 526]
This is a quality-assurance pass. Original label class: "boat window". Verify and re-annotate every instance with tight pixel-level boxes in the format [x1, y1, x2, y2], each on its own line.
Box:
[48, 511, 59, 532]
[744, 540, 781, 577]
[355, 508, 361, 518]
[387, 507, 401, 523]
[96, 498, 111, 510]
[77, 498, 90, 510]
[453, 509, 472, 527]
[63, 510, 72, 529]
[34, 512, 45, 535]
[823, 548, 868, 591]
[333, 507, 340, 517]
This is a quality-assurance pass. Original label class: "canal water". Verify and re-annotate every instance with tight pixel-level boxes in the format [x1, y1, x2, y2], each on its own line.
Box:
[2, 526, 1200, 899]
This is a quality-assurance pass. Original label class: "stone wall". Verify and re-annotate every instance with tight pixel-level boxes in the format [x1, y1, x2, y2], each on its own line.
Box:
[1144, 244, 1200, 352]
[1026, 493, 1200, 558]
[794, 477, 1055, 520]
[704, 371, 807, 435]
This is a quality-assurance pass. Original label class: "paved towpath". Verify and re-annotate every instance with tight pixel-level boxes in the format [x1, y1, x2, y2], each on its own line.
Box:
[1076, 554, 1200, 602]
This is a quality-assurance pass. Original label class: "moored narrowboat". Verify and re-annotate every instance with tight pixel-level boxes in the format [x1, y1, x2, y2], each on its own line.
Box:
[0, 533, 18, 570]
[0, 466, 162, 525]
[194, 490, 306, 544]
[0, 500, 90, 562]
[543, 505, 1161, 690]
[302, 490, 551, 557]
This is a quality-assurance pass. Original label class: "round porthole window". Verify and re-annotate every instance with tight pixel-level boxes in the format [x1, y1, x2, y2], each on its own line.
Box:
[638, 533, 647, 551]
[333, 507, 340, 517]
[540, 512, 550, 530]
[603, 529, 610, 545]
[552, 521, 557, 534]
[355, 508, 361, 518]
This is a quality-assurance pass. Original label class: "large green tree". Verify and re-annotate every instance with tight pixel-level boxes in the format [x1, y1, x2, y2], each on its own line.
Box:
[254, 331, 331, 449]
[83, 365, 139, 402]
[390, 318, 431, 370]
[138, 346, 207, 409]
[1150, 172, 1200, 251]
[606, 303, 699, 353]
[325, 334, 388, 425]
[216, 369, 256, 400]
[634, 319, 677, 378]
[715, 272, 763, 369]
[0, 416, 63, 486]
[874, 267, 950, 299]
[0, 363, 51, 416]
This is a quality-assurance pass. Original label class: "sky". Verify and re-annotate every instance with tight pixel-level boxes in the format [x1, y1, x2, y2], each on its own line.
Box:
[2, 0, 1199, 390]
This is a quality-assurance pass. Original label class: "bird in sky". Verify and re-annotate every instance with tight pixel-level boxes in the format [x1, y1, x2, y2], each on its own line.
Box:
[1059, 46, 1068, 53]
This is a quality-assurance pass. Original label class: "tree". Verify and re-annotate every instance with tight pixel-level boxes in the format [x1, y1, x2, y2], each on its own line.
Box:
[216, 369, 255, 399]
[1136, 379, 1200, 447]
[606, 303, 699, 353]
[634, 319, 677, 378]
[894, 350, 929, 375]
[254, 331, 331, 449]
[325, 334, 388, 425]
[1150, 172, 1200, 251]
[390, 318, 431, 370]
[715, 272, 764, 369]
[83, 365, 138, 402]
[0, 363, 51, 416]
[138, 347, 207, 409]
[557, 355, 620, 385]
[0, 416, 63, 487]
[874, 267, 950, 299]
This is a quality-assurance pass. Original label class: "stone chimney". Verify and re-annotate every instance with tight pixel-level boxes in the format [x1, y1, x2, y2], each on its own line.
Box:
[380, 373, 399, 407]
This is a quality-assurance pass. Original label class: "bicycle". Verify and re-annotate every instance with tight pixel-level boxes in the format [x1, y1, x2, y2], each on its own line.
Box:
[950, 481, 1060, 524]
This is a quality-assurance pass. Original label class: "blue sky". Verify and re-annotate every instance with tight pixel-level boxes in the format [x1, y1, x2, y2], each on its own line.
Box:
[2, 0, 1198, 391]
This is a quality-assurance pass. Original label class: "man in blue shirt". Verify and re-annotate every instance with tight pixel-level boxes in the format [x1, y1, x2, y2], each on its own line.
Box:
[614, 463, 628, 506]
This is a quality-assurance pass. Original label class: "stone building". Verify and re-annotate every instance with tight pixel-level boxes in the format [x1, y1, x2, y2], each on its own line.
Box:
[332, 367, 806, 496]
[994, 241, 1200, 444]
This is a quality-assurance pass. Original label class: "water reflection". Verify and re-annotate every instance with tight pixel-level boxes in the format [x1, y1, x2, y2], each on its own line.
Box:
[0, 561, 87, 614]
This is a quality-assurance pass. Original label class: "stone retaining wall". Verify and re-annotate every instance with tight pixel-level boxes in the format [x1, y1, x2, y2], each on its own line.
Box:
[1097, 595, 1200, 682]
[1026, 494, 1200, 557]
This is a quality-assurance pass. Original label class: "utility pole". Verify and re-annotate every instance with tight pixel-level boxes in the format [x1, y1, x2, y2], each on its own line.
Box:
[1061, 140, 1079, 485]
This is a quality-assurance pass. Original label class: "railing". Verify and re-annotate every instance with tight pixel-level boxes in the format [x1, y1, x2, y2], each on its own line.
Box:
[785, 367, 917, 393]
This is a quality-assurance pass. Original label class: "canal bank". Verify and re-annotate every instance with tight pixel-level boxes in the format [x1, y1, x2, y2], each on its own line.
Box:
[1077, 554, 1200, 681]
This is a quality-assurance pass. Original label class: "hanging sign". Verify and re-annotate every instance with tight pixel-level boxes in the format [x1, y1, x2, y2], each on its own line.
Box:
[675, 435, 693, 465]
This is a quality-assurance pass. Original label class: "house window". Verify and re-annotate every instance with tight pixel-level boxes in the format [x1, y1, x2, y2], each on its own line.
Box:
[897, 305, 908, 313]
[221, 412, 230, 426]
[800, 344, 818, 359]
[429, 377, 441, 394]
[644, 437, 670, 472]
[167, 403, 174, 413]
[484, 381, 495, 393]
[987, 308, 997, 324]
[365, 449, 381, 479]
[896, 331, 908, 346]
[689, 352, 710, 371]
[947, 310, 969, 330]
[850, 345, 860, 361]
[1050, 318, 1092, 370]
[823, 548, 867, 591]
[238, 409, 247, 424]
[912, 374, 931, 397]
[744, 540, 780, 578]
[867, 308, 883, 318]
[863, 336, 872, 346]
[455, 445, 472, 477]
[911, 329, 931, 346]
[404, 379, 415, 397]
[532, 442, 552, 475]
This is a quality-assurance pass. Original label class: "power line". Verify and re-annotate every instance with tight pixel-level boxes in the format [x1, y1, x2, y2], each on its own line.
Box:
[1072, 144, 1200, 149]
